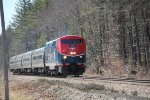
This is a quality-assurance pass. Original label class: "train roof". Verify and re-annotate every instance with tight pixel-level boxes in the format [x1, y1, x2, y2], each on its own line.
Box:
[32, 47, 44, 51]
[10, 56, 16, 60]
[22, 50, 32, 54]
[46, 38, 58, 45]
[46, 35, 83, 44]
[46, 35, 84, 45]
[10, 35, 84, 58]
[60, 35, 84, 39]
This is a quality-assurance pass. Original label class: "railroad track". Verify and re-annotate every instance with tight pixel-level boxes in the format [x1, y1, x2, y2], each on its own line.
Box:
[11, 73, 150, 84]
[78, 76, 150, 84]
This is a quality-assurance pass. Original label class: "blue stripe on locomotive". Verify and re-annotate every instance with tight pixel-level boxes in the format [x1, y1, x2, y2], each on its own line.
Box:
[57, 52, 86, 64]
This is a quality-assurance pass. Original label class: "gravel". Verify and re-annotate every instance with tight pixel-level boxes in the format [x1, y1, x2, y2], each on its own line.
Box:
[9, 74, 150, 100]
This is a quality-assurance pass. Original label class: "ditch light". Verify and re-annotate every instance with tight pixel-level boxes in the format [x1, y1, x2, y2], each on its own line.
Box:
[70, 52, 76, 55]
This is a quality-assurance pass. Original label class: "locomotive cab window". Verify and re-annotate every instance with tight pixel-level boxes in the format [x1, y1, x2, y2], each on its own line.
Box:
[61, 39, 83, 44]
[52, 41, 56, 47]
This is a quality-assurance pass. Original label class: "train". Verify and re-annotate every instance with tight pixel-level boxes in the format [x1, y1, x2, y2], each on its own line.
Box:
[9, 35, 86, 77]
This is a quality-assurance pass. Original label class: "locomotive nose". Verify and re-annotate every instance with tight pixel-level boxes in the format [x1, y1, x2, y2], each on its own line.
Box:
[57, 37, 86, 56]
[69, 44, 76, 50]
[69, 44, 77, 55]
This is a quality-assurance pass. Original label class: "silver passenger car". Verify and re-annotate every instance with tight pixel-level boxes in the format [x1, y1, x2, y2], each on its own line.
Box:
[15, 54, 23, 69]
[22, 51, 32, 69]
[9, 56, 16, 71]
[32, 47, 44, 68]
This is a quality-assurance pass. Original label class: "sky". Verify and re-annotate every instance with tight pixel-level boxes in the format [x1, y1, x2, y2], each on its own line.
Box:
[0, 0, 18, 34]
[3, 0, 18, 28]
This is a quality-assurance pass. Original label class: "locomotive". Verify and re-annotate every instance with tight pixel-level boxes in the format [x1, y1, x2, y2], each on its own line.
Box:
[9, 35, 86, 77]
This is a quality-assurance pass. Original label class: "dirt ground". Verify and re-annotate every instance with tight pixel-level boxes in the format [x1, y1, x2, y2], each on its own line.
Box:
[7, 74, 150, 100]
[0, 74, 2, 100]
[0, 86, 2, 100]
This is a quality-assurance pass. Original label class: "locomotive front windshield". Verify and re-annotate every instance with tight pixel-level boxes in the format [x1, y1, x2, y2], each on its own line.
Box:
[61, 39, 83, 44]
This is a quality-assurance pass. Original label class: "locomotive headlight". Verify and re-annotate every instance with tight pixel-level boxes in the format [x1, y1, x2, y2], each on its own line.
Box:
[63, 56, 67, 59]
[70, 52, 73, 55]
[80, 56, 83, 58]
[70, 52, 76, 55]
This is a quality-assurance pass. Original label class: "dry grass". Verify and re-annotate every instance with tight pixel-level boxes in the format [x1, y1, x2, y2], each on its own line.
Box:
[9, 83, 34, 100]
[10, 92, 33, 100]
[0, 73, 33, 100]
[0, 81, 2, 100]
[0, 87, 2, 100]
[0, 70, 2, 99]
[10, 79, 56, 100]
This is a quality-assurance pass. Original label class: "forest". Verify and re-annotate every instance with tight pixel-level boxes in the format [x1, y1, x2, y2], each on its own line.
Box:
[0, 0, 150, 78]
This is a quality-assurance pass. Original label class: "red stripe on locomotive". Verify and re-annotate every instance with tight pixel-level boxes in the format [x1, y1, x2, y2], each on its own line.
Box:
[57, 35, 86, 56]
